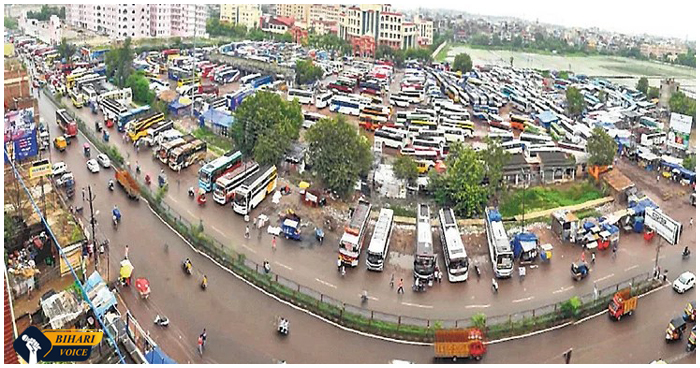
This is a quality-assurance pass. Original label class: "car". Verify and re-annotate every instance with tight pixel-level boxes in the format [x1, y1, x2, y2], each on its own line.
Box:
[55, 172, 74, 187]
[96, 154, 111, 168]
[673, 271, 696, 294]
[52, 162, 67, 176]
[86, 159, 100, 173]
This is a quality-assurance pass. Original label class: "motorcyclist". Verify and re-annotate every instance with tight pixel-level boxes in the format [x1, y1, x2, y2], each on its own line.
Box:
[112, 205, 121, 221]
[108, 179, 114, 190]
[184, 258, 192, 272]
[201, 275, 208, 288]
[361, 289, 368, 302]
[683, 246, 691, 257]
[135, 161, 140, 174]
[188, 187, 195, 197]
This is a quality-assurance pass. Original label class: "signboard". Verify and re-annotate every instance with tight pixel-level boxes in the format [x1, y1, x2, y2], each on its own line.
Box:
[666, 130, 690, 150]
[644, 207, 682, 245]
[29, 159, 52, 179]
[4, 108, 39, 163]
[59, 242, 83, 277]
[670, 113, 693, 134]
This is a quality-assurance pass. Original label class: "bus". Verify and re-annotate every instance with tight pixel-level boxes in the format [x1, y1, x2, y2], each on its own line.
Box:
[399, 89, 423, 104]
[519, 132, 553, 145]
[232, 165, 278, 215]
[327, 83, 353, 94]
[412, 138, 445, 157]
[374, 128, 410, 150]
[485, 207, 514, 278]
[287, 89, 314, 105]
[198, 151, 244, 192]
[127, 112, 165, 142]
[156, 135, 193, 163]
[389, 94, 411, 108]
[315, 91, 334, 109]
[101, 99, 128, 123]
[168, 66, 188, 81]
[330, 95, 363, 116]
[240, 73, 261, 85]
[55, 109, 78, 137]
[66, 69, 89, 88]
[117, 105, 151, 132]
[168, 139, 207, 171]
[177, 76, 199, 88]
[400, 147, 439, 161]
[213, 161, 260, 205]
[366, 208, 394, 271]
[69, 90, 85, 108]
[414, 204, 437, 281]
[408, 120, 439, 131]
[472, 112, 489, 122]
[510, 114, 531, 131]
[442, 127, 470, 143]
[339, 199, 372, 267]
[302, 110, 327, 129]
[441, 118, 474, 131]
[439, 208, 468, 282]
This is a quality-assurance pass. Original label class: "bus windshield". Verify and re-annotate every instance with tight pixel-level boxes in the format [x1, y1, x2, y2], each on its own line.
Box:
[199, 169, 211, 183]
[367, 252, 383, 264]
[233, 191, 247, 207]
[496, 254, 513, 270]
[449, 258, 468, 273]
[414, 255, 434, 274]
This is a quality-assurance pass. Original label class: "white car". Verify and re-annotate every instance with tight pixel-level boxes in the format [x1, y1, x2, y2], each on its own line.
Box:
[96, 154, 111, 168]
[52, 162, 67, 176]
[86, 159, 100, 173]
[55, 172, 74, 187]
[673, 271, 695, 294]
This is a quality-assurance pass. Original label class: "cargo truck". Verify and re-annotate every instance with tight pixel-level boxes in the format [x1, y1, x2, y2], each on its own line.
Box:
[434, 329, 486, 361]
[608, 288, 638, 321]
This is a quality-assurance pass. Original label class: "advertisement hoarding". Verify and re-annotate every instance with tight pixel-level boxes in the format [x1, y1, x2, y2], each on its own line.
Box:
[644, 207, 682, 245]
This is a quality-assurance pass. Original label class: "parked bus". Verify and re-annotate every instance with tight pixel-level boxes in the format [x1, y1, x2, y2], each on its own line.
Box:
[177, 76, 199, 88]
[414, 204, 437, 281]
[302, 110, 327, 129]
[213, 161, 260, 205]
[232, 165, 278, 215]
[330, 95, 363, 116]
[374, 128, 410, 150]
[389, 94, 411, 108]
[101, 99, 128, 124]
[240, 73, 261, 85]
[327, 83, 353, 94]
[399, 89, 423, 104]
[412, 138, 445, 157]
[69, 90, 85, 108]
[287, 88, 314, 105]
[156, 135, 194, 164]
[55, 109, 78, 137]
[339, 199, 372, 267]
[198, 151, 243, 192]
[168, 139, 207, 171]
[127, 112, 165, 142]
[366, 208, 394, 271]
[485, 207, 514, 278]
[439, 208, 468, 282]
[519, 132, 553, 145]
[217, 69, 240, 84]
[140, 120, 175, 147]
[117, 105, 151, 132]
[315, 91, 334, 109]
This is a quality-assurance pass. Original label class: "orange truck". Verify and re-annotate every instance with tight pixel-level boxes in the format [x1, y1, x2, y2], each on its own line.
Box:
[115, 169, 140, 200]
[608, 288, 638, 321]
[434, 328, 486, 361]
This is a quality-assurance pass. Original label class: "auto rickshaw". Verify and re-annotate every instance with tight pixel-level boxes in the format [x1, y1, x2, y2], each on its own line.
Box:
[683, 301, 696, 323]
[539, 243, 553, 262]
[83, 143, 91, 157]
[53, 136, 67, 152]
[197, 188, 206, 206]
[571, 261, 590, 281]
[105, 119, 114, 128]
[135, 277, 151, 299]
[688, 326, 696, 352]
[103, 130, 110, 142]
[666, 316, 687, 342]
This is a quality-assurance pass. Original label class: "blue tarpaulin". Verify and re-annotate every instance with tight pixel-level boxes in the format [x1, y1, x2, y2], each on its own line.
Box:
[628, 198, 658, 216]
[199, 109, 234, 129]
[536, 110, 559, 129]
[145, 347, 177, 364]
[487, 209, 502, 222]
[660, 161, 696, 182]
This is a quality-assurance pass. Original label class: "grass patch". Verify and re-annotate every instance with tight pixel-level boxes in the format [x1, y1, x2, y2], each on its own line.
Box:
[500, 182, 604, 218]
[192, 127, 234, 157]
[574, 208, 602, 220]
[434, 43, 451, 62]
[388, 204, 415, 218]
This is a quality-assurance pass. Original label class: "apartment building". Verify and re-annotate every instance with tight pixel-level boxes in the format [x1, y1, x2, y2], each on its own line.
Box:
[414, 15, 433, 47]
[65, 4, 207, 39]
[275, 4, 310, 28]
[220, 4, 261, 30]
[309, 4, 341, 23]
[640, 43, 688, 59]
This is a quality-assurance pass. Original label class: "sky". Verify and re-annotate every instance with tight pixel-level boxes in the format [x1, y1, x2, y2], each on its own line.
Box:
[396, 0, 698, 41]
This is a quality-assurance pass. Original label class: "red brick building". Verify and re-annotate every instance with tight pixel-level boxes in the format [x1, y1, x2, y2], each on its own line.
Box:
[351, 35, 376, 58]
[289, 26, 309, 45]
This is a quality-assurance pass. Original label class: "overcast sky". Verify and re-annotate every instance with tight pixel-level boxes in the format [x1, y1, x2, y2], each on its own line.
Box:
[396, 0, 697, 41]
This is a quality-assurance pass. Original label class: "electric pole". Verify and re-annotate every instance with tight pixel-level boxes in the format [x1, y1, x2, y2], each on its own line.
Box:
[87, 185, 99, 270]
[520, 168, 526, 234]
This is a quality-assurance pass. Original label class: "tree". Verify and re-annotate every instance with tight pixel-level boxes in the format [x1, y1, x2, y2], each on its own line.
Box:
[393, 156, 419, 183]
[232, 91, 303, 164]
[558, 71, 569, 80]
[636, 77, 649, 94]
[559, 296, 582, 318]
[683, 155, 696, 171]
[105, 38, 134, 88]
[565, 86, 585, 116]
[452, 53, 472, 74]
[471, 313, 487, 329]
[126, 71, 155, 105]
[429, 142, 489, 217]
[647, 86, 660, 99]
[305, 116, 372, 197]
[26, 5, 65, 21]
[480, 137, 509, 195]
[4, 17, 18, 30]
[587, 127, 617, 166]
[295, 59, 324, 85]
[56, 38, 76, 63]
[669, 91, 696, 121]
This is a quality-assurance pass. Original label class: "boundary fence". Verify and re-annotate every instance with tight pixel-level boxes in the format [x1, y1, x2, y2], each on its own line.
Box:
[45, 89, 662, 342]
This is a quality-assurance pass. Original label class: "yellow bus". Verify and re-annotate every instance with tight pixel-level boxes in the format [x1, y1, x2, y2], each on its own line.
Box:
[127, 112, 165, 142]
[66, 70, 89, 88]
[441, 118, 474, 131]
[69, 90, 84, 108]
[408, 120, 438, 130]
[177, 76, 199, 88]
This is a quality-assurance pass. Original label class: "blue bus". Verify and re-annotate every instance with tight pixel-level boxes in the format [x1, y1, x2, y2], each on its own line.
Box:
[117, 105, 151, 132]
[198, 150, 243, 192]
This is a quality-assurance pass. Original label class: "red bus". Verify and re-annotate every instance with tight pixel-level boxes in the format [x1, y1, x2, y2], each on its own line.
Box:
[328, 83, 352, 94]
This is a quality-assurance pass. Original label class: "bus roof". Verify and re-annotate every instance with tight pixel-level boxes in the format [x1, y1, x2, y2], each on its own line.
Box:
[367, 209, 394, 254]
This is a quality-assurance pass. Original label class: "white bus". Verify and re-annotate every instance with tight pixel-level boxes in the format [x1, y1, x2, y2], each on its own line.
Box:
[400, 147, 439, 161]
[330, 95, 363, 116]
[213, 162, 260, 205]
[232, 165, 278, 215]
[366, 208, 394, 271]
[240, 73, 261, 85]
[399, 89, 423, 104]
[389, 94, 411, 108]
[414, 204, 437, 280]
[315, 91, 334, 109]
[287, 88, 314, 105]
[438, 208, 468, 282]
[442, 127, 470, 143]
[374, 128, 410, 150]
[412, 138, 445, 157]
[302, 110, 327, 129]
[485, 207, 514, 278]
[101, 99, 128, 123]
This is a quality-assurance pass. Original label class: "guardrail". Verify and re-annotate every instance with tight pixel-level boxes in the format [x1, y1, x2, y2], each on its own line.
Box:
[44, 88, 661, 342]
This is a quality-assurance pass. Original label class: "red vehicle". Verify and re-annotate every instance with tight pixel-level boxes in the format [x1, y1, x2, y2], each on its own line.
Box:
[434, 329, 486, 361]
[162, 48, 179, 57]
[199, 84, 219, 96]
[608, 288, 637, 321]
[200, 64, 216, 78]
[55, 109, 78, 137]
[328, 83, 352, 94]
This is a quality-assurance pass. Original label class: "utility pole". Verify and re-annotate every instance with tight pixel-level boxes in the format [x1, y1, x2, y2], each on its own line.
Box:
[87, 185, 99, 270]
[520, 168, 526, 234]
[654, 234, 662, 274]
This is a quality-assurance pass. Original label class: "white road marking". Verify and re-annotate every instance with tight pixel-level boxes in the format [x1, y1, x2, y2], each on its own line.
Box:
[650, 255, 667, 261]
[512, 296, 534, 303]
[239, 243, 257, 254]
[315, 278, 337, 289]
[594, 273, 615, 283]
[464, 304, 490, 309]
[624, 265, 639, 272]
[274, 261, 293, 271]
[211, 226, 226, 237]
[168, 196, 179, 204]
[552, 286, 574, 294]
[401, 302, 433, 309]
[186, 209, 196, 218]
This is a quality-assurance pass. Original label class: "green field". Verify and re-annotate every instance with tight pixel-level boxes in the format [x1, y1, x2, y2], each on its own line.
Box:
[500, 182, 605, 218]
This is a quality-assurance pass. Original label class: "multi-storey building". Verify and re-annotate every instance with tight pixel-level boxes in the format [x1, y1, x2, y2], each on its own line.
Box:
[275, 4, 310, 28]
[220, 4, 261, 30]
[640, 43, 688, 59]
[414, 15, 433, 47]
[65, 4, 207, 39]
[309, 4, 341, 23]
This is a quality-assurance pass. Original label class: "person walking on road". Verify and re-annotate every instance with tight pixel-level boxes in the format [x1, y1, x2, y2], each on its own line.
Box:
[390, 273, 395, 289]
[612, 244, 618, 259]
[124, 245, 129, 260]
[591, 252, 596, 265]
[200, 329, 207, 349]
[690, 217, 694, 228]
[82, 187, 86, 201]
[245, 225, 250, 239]
[397, 278, 404, 294]
[272, 236, 277, 251]
[197, 335, 203, 356]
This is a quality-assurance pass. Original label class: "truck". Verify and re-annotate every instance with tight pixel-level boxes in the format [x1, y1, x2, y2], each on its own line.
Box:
[608, 288, 638, 321]
[114, 169, 140, 200]
[55, 109, 78, 137]
[434, 329, 486, 361]
[281, 213, 302, 241]
[338, 199, 372, 267]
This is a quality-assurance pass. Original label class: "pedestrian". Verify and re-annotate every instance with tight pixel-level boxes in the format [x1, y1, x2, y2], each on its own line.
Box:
[438, 270, 443, 284]
[272, 236, 277, 251]
[612, 245, 618, 259]
[434, 269, 439, 282]
[197, 335, 203, 356]
[492, 278, 499, 293]
[593, 282, 599, 299]
[390, 272, 395, 289]
[397, 278, 404, 294]
[580, 251, 585, 262]
[662, 270, 668, 283]
[245, 225, 250, 239]
[124, 245, 129, 260]
[657, 175, 660, 182]
[263, 260, 271, 274]
[690, 217, 694, 228]
[82, 187, 86, 201]
[591, 252, 596, 264]
[200, 329, 207, 349]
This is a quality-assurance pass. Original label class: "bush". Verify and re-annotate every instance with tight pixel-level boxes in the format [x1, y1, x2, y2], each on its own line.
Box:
[471, 313, 487, 329]
[559, 296, 582, 319]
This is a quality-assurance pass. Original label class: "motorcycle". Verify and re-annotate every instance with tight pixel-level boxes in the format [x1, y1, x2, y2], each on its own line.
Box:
[277, 317, 289, 336]
[112, 208, 121, 229]
[154, 315, 169, 327]
[474, 262, 481, 279]
[145, 174, 152, 185]
[412, 279, 427, 292]
[360, 291, 368, 303]
[108, 180, 114, 191]
[188, 187, 196, 197]
[200, 277, 208, 290]
[183, 260, 192, 275]
[682, 248, 691, 260]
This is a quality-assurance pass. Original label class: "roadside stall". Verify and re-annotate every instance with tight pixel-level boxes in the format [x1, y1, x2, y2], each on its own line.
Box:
[551, 210, 579, 244]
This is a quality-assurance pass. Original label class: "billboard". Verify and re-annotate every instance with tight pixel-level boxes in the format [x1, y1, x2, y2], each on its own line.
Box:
[670, 113, 693, 134]
[29, 159, 53, 179]
[644, 207, 682, 245]
[4, 108, 39, 163]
